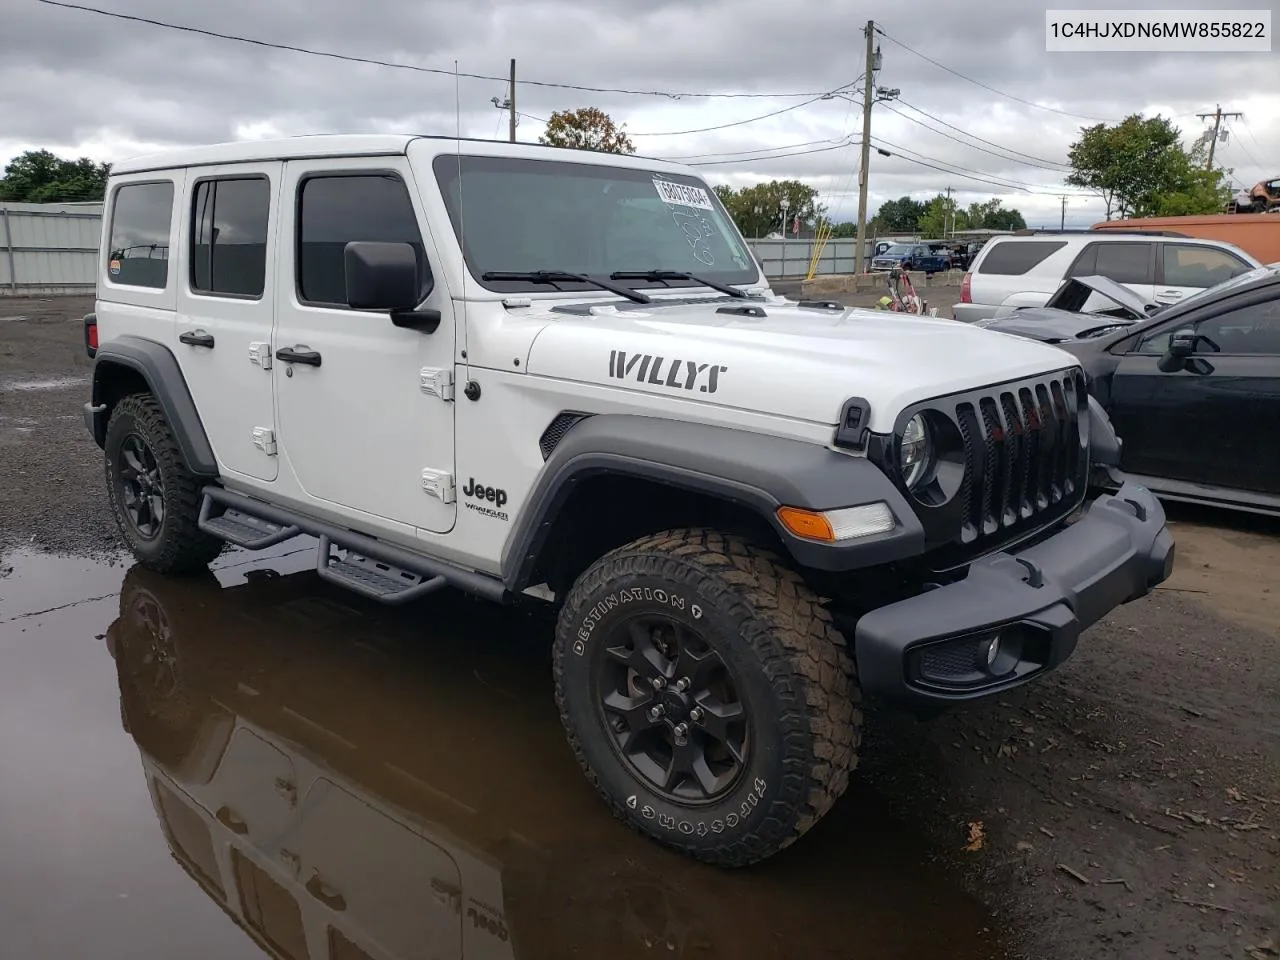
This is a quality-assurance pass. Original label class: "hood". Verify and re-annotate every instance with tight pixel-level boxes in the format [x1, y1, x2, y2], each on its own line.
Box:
[976, 308, 1136, 344]
[1042, 274, 1156, 319]
[524, 298, 1080, 433]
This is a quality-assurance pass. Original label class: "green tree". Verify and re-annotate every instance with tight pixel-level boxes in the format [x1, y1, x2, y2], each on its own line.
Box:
[539, 107, 635, 154]
[0, 149, 111, 202]
[1066, 114, 1227, 219]
[965, 198, 1026, 231]
[869, 196, 926, 234]
[917, 193, 968, 239]
[714, 180, 825, 237]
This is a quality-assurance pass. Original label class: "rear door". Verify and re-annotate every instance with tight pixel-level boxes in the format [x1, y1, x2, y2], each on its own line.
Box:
[174, 165, 282, 482]
[1107, 290, 1280, 493]
[1155, 242, 1255, 307]
[1064, 240, 1157, 310]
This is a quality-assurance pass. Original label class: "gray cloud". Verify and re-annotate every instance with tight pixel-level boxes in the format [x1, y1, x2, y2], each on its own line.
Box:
[2, 0, 1274, 228]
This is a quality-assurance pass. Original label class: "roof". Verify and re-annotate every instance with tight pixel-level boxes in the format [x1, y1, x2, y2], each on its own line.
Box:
[109, 134, 699, 176]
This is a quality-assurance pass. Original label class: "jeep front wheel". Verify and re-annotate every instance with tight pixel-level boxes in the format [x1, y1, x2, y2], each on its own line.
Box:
[552, 528, 861, 867]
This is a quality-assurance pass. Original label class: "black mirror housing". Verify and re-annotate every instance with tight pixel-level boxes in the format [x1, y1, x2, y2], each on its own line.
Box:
[344, 241, 420, 311]
[1167, 327, 1197, 358]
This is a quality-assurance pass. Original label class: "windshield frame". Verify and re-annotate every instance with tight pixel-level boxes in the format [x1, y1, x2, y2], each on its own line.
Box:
[430, 153, 762, 296]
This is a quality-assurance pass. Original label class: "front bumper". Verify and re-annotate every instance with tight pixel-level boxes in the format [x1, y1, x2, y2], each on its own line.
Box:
[854, 481, 1174, 711]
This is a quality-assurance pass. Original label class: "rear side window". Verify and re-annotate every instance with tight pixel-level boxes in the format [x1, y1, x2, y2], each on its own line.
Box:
[1163, 245, 1252, 288]
[976, 241, 1067, 276]
[297, 174, 426, 307]
[1094, 242, 1152, 284]
[191, 177, 271, 298]
[107, 181, 174, 289]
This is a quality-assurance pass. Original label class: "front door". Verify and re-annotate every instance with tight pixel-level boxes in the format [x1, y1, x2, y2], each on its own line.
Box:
[1154, 242, 1255, 308]
[272, 158, 457, 534]
[1108, 294, 1280, 493]
[174, 164, 282, 482]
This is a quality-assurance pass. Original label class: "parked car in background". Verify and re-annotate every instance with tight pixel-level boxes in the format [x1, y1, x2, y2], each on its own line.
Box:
[869, 242, 951, 274]
[953, 232, 1261, 323]
[979, 264, 1280, 516]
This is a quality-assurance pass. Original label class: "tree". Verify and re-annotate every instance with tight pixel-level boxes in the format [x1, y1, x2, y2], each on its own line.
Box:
[1066, 114, 1228, 219]
[0, 149, 111, 203]
[714, 180, 825, 237]
[917, 193, 966, 239]
[869, 196, 926, 234]
[539, 107, 635, 154]
[965, 198, 1026, 231]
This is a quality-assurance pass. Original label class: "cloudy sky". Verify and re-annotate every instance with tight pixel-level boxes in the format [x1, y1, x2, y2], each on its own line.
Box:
[2, 0, 1275, 228]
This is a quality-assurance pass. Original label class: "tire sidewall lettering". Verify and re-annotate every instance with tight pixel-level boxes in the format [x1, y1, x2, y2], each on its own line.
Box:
[572, 584, 695, 656]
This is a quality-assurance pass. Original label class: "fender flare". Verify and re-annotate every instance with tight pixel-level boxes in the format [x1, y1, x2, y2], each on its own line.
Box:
[500, 414, 925, 590]
[89, 336, 219, 477]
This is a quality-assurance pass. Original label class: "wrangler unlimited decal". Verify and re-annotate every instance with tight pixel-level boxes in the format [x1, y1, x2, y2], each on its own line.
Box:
[608, 351, 728, 394]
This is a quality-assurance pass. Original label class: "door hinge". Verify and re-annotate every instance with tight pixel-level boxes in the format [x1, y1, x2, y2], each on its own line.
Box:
[421, 469, 455, 503]
[420, 366, 455, 401]
[252, 427, 277, 456]
[249, 341, 273, 370]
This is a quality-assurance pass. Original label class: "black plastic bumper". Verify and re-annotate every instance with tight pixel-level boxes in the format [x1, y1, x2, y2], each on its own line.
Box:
[854, 481, 1174, 711]
[83, 401, 107, 449]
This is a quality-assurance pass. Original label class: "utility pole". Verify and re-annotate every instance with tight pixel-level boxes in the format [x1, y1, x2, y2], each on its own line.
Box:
[854, 20, 876, 275]
[509, 59, 517, 143]
[1060, 195, 1067, 230]
[945, 185, 952, 239]
[1196, 105, 1242, 172]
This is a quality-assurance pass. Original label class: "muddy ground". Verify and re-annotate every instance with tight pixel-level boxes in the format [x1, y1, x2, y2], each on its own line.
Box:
[2, 294, 1277, 960]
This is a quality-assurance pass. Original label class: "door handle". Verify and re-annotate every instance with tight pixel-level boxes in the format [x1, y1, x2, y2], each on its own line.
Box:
[179, 330, 215, 348]
[275, 345, 322, 367]
[1157, 290, 1183, 300]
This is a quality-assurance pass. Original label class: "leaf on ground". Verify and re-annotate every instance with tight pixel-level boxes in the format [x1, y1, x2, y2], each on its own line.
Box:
[964, 820, 986, 852]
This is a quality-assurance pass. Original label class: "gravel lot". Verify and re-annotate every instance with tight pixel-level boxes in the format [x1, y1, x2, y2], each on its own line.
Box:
[2, 293, 1277, 960]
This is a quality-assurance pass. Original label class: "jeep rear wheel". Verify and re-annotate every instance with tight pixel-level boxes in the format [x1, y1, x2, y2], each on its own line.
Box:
[104, 394, 224, 574]
[552, 528, 861, 867]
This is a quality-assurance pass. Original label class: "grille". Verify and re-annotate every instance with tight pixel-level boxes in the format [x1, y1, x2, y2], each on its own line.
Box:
[538, 412, 592, 460]
[950, 369, 1087, 549]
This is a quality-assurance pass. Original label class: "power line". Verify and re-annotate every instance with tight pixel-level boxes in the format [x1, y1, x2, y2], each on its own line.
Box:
[1237, 116, 1268, 158]
[35, 0, 837, 101]
[688, 139, 860, 167]
[871, 137, 1082, 195]
[887, 99, 1072, 170]
[875, 28, 1117, 123]
[628, 87, 853, 137]
[666, 137, 840, 161]
[1223, 121, 1263, 171]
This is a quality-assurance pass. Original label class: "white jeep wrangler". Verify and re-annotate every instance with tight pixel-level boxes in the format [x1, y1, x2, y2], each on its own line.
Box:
[83, 134, 1174, 867]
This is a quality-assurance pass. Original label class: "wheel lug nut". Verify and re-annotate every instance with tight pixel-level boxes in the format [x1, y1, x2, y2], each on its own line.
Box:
[651, 677, 666, 690]
[647, 705, 664, 721]
[674, 677, 690, 692]
[673, 722, 689, 737]
[689, 707, 703, 722]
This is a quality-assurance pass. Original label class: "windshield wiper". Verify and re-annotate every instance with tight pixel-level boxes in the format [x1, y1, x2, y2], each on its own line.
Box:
[610, 270, 748, 299]
[481, 270, 650, 304]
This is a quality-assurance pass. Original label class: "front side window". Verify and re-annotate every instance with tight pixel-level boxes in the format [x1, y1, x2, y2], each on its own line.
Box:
[432, 155, 758, 293]
[107, 181, 174, 289]
[1137, 297, 1280, 355]
[1163, 245, 1252, 288]
[191, 177, 271, 298]
[297, 173, 427, 307]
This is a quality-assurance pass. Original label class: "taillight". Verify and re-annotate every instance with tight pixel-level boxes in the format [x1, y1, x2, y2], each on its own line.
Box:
[84, 314, 98, 358]
[960, 272, 972, 303]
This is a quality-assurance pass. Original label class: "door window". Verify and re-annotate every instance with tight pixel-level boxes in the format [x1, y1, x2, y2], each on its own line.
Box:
[296, 174, 428, 308]
[190, 177, 271, 298]
[1093, 243, 1152, 284]
[1138, 297, 1280, 355]
[1163, 245, 1252, 288]
[975, 241, 1067, 276]
[106, 181, 174, 288]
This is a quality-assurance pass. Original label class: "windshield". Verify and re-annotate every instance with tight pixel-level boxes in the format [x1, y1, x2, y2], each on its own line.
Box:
[881, 244, 915, 256]
[432, 155, 759, 294]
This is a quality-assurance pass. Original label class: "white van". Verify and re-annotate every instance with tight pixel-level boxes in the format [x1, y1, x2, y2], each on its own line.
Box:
[953, 232, 1260, 323]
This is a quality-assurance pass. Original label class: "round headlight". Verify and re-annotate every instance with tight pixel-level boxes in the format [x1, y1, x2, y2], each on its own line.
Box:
[900, 414, 932, 488]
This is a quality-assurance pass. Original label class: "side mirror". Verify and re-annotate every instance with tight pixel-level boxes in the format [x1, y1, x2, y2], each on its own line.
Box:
[1157, 327, 1197, 372]
[344, 241, 420, 311]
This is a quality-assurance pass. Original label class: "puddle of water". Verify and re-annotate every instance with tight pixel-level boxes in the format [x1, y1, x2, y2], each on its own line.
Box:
[1, 376, 88, 391]
[0, 547, 1007, 960]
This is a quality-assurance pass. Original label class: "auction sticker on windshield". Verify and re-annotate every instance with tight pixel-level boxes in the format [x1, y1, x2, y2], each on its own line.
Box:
[654, 179, 715, 210]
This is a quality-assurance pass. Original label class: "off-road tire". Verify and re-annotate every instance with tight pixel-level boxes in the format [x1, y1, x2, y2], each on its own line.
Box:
[553, 528, 861, 867]
[104, 394, 224, 574]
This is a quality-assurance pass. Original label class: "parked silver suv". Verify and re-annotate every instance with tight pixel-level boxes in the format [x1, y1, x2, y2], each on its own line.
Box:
[953, 232, 1259, 323]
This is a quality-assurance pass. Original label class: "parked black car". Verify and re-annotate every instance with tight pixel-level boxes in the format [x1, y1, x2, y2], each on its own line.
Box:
[980, 265, 1280, 516]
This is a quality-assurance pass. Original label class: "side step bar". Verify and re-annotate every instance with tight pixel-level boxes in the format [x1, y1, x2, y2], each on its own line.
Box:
[315, 535, 446, 605]
[197, 486, 507, 604]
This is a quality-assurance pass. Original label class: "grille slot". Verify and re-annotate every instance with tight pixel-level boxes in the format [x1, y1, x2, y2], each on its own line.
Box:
[538, 412, 591, 460]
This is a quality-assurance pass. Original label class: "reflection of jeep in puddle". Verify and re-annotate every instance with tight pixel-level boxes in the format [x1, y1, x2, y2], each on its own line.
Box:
[105, 558, 1003, 959]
